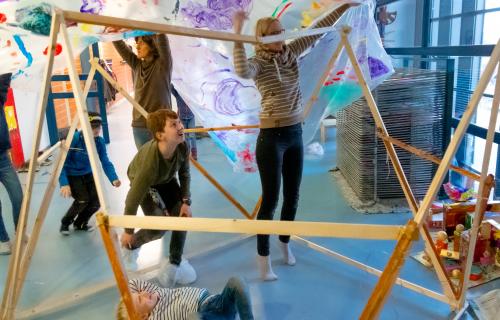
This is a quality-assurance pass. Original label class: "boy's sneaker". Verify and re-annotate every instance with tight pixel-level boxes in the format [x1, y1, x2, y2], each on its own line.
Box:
[60, 224, 70, 236]
[177, 259, 197, 285]
[158, 259, 179, 288]
[0, 241, 11, 255]
[74, 224, 95, 232]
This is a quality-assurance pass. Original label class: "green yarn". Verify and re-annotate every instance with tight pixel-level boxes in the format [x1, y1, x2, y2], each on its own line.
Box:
[17, 3, 53, 36]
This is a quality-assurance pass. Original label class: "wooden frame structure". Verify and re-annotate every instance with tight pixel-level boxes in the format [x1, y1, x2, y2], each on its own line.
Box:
[1, 7, 498, 319]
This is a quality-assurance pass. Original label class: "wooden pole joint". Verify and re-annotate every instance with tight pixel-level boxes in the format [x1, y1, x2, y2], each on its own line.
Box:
[96, 212, 109, 231]
[341, 25, 352, 36]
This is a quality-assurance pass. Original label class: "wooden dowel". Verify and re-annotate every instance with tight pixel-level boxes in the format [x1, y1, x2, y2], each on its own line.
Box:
[60, 17, 110, 213]
[90, 58, 148, 118]
[184, 125, 259, 133]
[190, 157, 252, 219]
[250, 196, 262, 220]
[442, 201, 500, 214]
[36, 141, 62, 165]
[303, 40, 344, 119]
[11, 115, 80, 310]
[377, 132, 481, 182]
[292, 236, 452, 305]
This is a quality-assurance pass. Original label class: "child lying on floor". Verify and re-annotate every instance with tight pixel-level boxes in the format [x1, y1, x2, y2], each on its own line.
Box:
[116, 276, 254, 320]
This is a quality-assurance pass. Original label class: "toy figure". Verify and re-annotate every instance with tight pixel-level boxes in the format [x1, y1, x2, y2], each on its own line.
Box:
[435, 231, 448, 253]
[453, 224, 465, 252]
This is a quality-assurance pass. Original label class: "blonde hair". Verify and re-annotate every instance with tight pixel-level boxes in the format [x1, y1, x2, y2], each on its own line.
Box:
[254, 17, 279, 51]
[116, 298, 129, 320]
[255, 17, 278, 38]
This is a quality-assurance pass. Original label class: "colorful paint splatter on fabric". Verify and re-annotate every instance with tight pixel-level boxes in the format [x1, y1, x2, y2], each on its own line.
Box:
[0, 0, 392, 172]
[80, 0, 104, 14]
[181, 0, 252, 30]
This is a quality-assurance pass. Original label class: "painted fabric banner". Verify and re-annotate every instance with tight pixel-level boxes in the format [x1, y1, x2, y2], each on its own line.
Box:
[0, 0, 392, 172]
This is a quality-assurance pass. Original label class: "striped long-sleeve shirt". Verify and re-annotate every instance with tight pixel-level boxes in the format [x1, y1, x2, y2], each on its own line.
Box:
[233, 4, 350, 128]
[129, 279, 208, 320]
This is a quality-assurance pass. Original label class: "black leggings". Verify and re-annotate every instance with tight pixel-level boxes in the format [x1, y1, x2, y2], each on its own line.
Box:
[255, 123, 303, 256]
[130, 179, 186, 266]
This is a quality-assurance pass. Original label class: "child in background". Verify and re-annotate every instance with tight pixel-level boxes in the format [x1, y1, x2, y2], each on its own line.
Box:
[59, 112, 121, 235]
[116, 276, 254, 320]
[172, 85, 198, 160]
[0, 73, 23, 255]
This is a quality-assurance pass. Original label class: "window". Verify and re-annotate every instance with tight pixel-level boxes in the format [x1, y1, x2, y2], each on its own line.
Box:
[381, 0, 500, 197]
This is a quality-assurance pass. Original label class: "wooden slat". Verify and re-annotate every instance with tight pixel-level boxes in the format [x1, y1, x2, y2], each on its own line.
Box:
[457, 64, 500, 306]
[292, 236, 452, 305]
[184, 124, 259, 133]
[303, 40, 344, 118]
[377, 132, 481, 182]
[360, 220, 419, 319]
[190, 157, 252, 219]
[90, 58, 148, 118]
[251, 196, 262, 219]
[63, 10, 259, 44]
[96, 214, 139, 320]
[108, 215, 404, 240]
[1, 11, 61, 320]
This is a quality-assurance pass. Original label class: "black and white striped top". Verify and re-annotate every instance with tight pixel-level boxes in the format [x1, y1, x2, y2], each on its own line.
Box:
[233, 4, 350, 129]
[129, 279, 207, 320]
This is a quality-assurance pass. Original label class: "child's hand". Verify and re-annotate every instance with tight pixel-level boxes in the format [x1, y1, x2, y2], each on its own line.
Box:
[121, 233, 133, 248]
[180, 204, 192, 217]
[112, 180, 121, 187]
[60, 186, 71, 198]
[103, 26, 130, 34]
[233, 11, 248, 34]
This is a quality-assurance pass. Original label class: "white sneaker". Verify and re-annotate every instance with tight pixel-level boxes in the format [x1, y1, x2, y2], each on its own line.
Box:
[177, 259, 197, 285]
[158, 259, 179, 287]
[0, 241, 11, 255]
[121, 247, 140, 272]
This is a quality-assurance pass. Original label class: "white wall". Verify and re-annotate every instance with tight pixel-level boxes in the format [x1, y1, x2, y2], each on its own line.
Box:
[11, 71, 51, 161]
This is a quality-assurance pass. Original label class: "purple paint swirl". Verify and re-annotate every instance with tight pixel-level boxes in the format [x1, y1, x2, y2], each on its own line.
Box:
[80, 0, 104, 15]
[181, 0, 252, 30]
[368, 56, 389, 79]
[214, 78, 254, 115]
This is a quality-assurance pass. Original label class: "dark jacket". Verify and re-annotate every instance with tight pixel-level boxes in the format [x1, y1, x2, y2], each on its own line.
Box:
[0, 73, 12, 152]
[59, 131, 118, 187]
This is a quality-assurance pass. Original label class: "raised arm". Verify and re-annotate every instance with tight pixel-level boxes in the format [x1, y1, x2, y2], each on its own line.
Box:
[288, 3, 353, 56]
[153, 34, 173, 71]
[232, 11, 260, 79]
[112, 40, 140, 69]
[233, 43, 261, 79]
